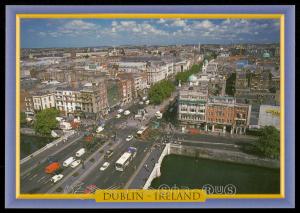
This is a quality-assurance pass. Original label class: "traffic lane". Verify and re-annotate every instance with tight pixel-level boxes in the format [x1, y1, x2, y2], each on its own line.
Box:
[22, 103, 155, 193]
[41, 127, 137, 194]
[95, 141, 150, 189]
[21, 132, 84, 175]
[20, 138, 88, 193]
[21, 136, 84, 180]
[78, 134, 139, 188]
[128, 143, 166, 189]
[42, 141, 116, 194]
[80, 139, 151, 190]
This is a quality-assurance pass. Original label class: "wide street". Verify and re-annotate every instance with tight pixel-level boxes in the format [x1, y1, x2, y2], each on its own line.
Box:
[20, 93, 173, 194]
[20, 89, 259, 194]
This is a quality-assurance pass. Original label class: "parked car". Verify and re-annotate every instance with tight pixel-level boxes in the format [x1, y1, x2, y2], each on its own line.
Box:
[139, 101, 144, 105]
[116, 114, 121, 118]
[70, 160, 81, 168]
[51, 174, 64, 183]
[126, 135, 133, 142]
[117, 109, 124, 113]
[100, 162, 110, 171]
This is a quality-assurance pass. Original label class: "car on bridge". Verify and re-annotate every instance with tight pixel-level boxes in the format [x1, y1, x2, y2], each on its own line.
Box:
[126, 135, 133, 142]
[70, 160, 81, 168]
[51, 174, 64, 183]
[100, 162, 110, 171]
[104, 150, 114, 159]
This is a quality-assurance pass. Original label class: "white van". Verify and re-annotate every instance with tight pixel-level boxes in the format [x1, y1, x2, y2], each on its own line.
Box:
[75, 148, 85, 157]
[63, 157, 75, 167]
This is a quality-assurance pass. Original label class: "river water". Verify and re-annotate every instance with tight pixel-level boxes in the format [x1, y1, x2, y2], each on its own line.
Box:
[150, 154, 280, 194]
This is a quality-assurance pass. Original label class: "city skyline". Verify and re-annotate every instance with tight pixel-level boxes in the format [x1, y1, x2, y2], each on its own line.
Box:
[21, 18, 280, 48]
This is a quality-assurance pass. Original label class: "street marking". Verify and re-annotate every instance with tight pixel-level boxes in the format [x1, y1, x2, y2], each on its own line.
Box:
[37, 176, 46, 183]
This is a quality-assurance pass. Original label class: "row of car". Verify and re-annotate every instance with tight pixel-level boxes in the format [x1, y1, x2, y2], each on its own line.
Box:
[116, 109, 131, 119]
[99, 149, 114, 171]
[49, 148, 86, 183]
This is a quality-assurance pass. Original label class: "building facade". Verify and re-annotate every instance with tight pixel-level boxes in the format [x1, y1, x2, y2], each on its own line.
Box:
[55, 87, 82, 116]
[32, 92, 56, 111]
[178, 83, 251, 134]
[178, 85, 208, 129]
[80, 82, 109, 118]
[117, 78, 133, 105]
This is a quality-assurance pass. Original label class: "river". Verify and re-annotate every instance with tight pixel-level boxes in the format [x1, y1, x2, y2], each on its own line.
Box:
[150, 154, 280, 194]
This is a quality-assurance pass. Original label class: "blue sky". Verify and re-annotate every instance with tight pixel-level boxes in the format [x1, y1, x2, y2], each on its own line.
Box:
[21, 18, 280, 48]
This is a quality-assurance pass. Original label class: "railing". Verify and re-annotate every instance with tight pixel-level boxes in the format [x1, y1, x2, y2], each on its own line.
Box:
[20, 130, 76, 165]
[143, 143, 170, 189]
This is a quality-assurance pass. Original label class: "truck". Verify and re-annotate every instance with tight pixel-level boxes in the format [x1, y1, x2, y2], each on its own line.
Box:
[63, 157, 75, 167]
[75, 148, 85, 157]
[136, 126, 148, 138]
[44, 162, 60, 174]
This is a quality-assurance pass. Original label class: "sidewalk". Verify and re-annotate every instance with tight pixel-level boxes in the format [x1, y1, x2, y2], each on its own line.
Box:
[126, 144, 165, 189]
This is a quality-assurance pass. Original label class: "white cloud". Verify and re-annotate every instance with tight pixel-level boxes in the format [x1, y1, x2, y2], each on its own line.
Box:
[112, 21, 118, 27]
[120, 21, 136, 27]
[196, 20, 213, 29]
[157, 19, 166, 24]
[171, 19, 187, 27]
[62, 20, 96, 30]
[38, 32, 46, 36]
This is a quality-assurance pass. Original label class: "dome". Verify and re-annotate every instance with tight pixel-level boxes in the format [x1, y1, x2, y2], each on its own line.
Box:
[188, 74, 198, 82]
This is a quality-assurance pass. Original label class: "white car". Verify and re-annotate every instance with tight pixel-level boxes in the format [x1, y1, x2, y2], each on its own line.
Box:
[117, 109, 124, 113]
[70, 160, 81, 168]
[126, 135, 133, 141]
[124, 110, 130, 115]
[139, 101, 144, 105]
[100, 162, 110, 171]
[145, 100, 150, 105]
[96, 126, 104, 133]
[51, 174, 64, 183]
[116, 114, 121, 118]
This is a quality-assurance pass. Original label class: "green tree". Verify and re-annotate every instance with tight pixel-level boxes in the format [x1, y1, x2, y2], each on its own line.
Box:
[255, 126, 280, 159]
[34, 108, 59, 135]
[225, 73, 236, 96]
[148, 80, 175, 105]
[175, 63, 202, 84]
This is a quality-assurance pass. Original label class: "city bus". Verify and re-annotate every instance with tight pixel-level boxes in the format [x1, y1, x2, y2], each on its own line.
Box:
[115, 147, 137, 171]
